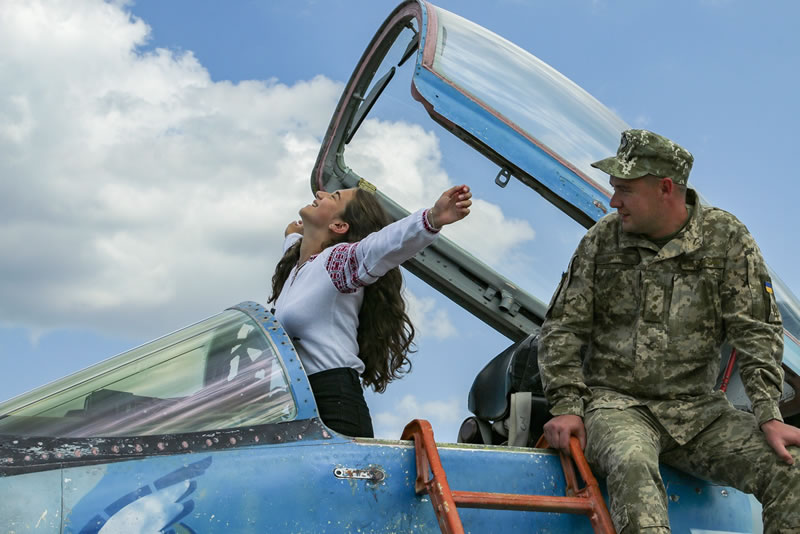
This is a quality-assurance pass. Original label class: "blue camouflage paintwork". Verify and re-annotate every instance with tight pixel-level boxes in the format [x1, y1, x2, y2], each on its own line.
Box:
[56, 438, 754, 533]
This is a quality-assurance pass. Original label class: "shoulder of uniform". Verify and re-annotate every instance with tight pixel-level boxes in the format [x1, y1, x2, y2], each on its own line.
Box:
[700, 206, 747, 234]
[575, 213, 618, 256]
[701, 205, 739, 223]
[585, 212, 619, 238]
[697, 206, 763, 255]
[593, 212, 619, 231]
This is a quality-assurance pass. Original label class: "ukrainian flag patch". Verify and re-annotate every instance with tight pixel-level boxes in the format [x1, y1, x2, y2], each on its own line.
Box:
[765, 281, 774, 294]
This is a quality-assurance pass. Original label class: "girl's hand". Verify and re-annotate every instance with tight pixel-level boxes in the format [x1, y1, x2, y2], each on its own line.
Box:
[285, 220, 304, 237]
[429, 185, 472, 228]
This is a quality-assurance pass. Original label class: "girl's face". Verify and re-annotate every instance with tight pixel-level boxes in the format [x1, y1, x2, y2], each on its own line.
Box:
[300, 188, 357, 229]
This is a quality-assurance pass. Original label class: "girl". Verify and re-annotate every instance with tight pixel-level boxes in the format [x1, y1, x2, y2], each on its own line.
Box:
[269, 184, 472, 437]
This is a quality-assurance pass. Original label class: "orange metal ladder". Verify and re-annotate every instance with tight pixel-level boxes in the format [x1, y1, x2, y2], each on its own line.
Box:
[400, 419, 616, 534]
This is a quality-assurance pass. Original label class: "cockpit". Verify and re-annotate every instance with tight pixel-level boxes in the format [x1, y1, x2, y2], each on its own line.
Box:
[2, 0, 798, 444]
[0, 305, 302, 438]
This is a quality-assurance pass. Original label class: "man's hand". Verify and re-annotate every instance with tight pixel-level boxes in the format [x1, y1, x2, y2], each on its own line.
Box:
[285, 220, 303, 237]
[429, 185, 472, 228]
[543, 414, 586, 455]
[761, 419, 800, 465]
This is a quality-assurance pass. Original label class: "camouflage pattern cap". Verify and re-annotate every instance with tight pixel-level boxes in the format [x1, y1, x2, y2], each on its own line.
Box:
[591, 129, 694, 185]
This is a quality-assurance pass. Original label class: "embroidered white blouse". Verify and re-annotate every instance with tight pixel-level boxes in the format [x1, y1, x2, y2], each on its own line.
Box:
[273, 209, 439, 376]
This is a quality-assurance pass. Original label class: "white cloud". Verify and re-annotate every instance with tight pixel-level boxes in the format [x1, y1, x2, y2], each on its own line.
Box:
[345, 119, 451, 209]
[440, 199, 535, 268]
[0, 0, 340, 335]
[0, 0, 537, 343]
[346, 119, 537, 268]
[404, 291, 457, 341]
[373, 394, 461, 440]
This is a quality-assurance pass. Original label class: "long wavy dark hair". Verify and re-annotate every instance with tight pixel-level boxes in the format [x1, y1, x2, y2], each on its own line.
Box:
[268, 188, 415, 393]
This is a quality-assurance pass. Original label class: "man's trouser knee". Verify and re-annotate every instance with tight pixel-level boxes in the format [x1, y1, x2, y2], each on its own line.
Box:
[585, 407, 671, 534]
[661, 408, 800, 534]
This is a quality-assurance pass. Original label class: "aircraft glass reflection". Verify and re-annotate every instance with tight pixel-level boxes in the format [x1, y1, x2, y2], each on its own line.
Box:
[430, 7, 625, 192]
[0, 310, 296, 437]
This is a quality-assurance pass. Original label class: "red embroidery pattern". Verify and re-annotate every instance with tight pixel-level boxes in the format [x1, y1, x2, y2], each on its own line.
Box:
[347, 244, 366, 289]
[326, 243, 362, 294]
[422, 209, 440, 234]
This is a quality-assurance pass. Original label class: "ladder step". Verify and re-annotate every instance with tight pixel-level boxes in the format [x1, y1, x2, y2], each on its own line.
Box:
[452, 490, 594, 514]
[401, 419, 616, 534]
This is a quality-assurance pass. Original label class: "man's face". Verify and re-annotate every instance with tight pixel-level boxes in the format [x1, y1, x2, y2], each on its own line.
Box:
[609, 175, 665, 236]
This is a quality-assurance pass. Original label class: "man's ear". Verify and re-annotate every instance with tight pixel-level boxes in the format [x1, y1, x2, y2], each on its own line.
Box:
[660, 177, 675, 196]
[329, 220, 349, 235]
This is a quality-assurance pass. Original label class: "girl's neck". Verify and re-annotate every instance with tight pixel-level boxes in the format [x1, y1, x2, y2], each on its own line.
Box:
[298, 227, 329, 264]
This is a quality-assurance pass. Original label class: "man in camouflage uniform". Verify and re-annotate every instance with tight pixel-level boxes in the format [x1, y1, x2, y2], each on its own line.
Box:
[538, 129, 800, 533]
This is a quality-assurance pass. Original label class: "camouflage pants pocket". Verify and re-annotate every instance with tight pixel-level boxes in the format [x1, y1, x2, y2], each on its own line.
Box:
[611, 504, 671, 534]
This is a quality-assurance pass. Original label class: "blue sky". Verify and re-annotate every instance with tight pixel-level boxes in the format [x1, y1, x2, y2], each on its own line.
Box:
[1, 0, 798, 440]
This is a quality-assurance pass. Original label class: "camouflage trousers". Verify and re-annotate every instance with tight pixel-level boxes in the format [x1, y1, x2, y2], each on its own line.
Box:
[584, 405, 800, 534]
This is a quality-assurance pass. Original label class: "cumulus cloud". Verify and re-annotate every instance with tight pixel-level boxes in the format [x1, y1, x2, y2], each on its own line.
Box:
[404, 291, 457, 341]
[346, 119, 537, 268]
[440, 199, 536, 268]
[0, 0, 536, 341]
[345, 119, 451, 208]
[372, 394, 461, 440]
[0, 0, 340, 336]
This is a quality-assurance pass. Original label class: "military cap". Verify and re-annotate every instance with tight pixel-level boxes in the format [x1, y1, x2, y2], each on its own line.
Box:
[591, 129, 694, 185]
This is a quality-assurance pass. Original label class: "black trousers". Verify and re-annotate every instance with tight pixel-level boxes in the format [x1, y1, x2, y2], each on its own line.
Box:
[307, 367, 374, 438]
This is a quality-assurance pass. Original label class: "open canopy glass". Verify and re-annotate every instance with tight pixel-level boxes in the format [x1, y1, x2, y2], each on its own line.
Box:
[427, 6, 623, 203]
[315, 0, 800, 380]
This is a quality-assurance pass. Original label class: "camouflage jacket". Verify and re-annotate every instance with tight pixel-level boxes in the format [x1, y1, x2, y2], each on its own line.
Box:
[539, 189, 785, 444]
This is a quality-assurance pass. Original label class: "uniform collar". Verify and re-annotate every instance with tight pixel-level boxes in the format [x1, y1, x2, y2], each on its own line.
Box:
[617, 188, 703, 259]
